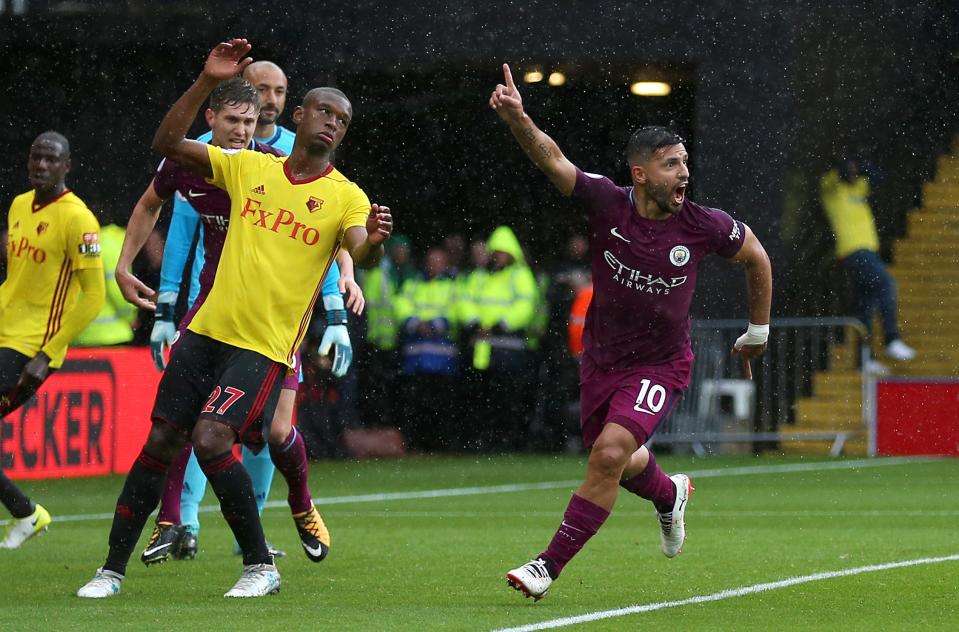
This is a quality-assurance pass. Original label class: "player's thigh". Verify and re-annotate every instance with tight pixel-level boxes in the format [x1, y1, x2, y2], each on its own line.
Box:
[151, 331, 219, 437]
[200, 346, 285, 450]
[604, 371, 685, 448]
[268, 386, 297, 445]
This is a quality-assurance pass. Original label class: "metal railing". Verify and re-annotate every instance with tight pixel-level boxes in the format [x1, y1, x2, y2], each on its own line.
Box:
[649, 317, 871, 455]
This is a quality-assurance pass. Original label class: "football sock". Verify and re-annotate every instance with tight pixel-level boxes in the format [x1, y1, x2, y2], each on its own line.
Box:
[241, 444, 276, 515]
[180, 449, 208, 534]
[0, 470, 34, 518]
[156, 444, 192, 525]
[199, 450, 271, 566]
[620, 450, 677, 514]
[539, 493, 610, 578]
[104, 449, 171, 575]
[269, 427, 313, 515]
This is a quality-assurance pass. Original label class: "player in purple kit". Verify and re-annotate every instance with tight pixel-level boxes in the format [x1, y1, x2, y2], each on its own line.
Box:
[112, 76, 334, 568]
[490, 64, 772, 601]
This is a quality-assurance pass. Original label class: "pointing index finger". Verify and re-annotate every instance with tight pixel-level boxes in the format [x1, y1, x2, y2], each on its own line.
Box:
[503, 63, 516, 91]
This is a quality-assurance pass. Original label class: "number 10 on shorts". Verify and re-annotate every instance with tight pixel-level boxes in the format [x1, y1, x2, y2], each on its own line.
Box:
[633, 379, 666, 414]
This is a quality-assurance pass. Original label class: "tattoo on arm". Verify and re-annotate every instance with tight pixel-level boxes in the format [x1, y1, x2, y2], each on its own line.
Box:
[537, 142, 552, 159]
[522, 127, 536, 146]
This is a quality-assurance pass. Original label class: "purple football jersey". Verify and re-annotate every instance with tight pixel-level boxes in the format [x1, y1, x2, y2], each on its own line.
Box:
[151, 140, 284, 308]
[573, 168, 746, 371]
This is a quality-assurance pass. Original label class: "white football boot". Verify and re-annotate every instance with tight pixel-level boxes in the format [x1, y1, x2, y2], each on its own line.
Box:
[77, 568, 124, 598]
[506, 558, 552, 601]
[658, 474, 692, 558]
[224, 563, 281, 597]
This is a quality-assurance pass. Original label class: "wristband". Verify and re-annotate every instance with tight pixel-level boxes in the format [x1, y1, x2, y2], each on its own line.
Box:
[155, 291, 178, 322]
[323, 292, 348, 325]
[741, 322, 769, 345]
[326, 309, 348, 326]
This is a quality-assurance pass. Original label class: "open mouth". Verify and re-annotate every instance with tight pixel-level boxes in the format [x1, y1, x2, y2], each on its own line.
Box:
[317, 131, 334, 144]
[673, 184, 687, 205]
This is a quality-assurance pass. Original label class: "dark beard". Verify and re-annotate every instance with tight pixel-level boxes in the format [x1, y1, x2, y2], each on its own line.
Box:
[646, 180, 677, 215]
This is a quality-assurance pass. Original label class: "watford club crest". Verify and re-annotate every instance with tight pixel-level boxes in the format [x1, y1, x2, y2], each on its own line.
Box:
[37, 221, 49, 235]
[306, 196, 324, 213]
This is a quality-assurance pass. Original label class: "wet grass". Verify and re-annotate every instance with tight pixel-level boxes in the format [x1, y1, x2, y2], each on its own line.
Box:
[2, 454, 957, 630]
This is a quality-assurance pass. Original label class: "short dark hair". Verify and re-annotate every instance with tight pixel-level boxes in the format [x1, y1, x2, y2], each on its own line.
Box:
[303, 87, 352, 112]
[209, 77, 260, 112]
[625, 126, 685, 165]
[33, 130, 70, 158]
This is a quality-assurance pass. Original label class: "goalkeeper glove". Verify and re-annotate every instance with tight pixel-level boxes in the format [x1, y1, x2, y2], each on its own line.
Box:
[150, 292, 178, 371]
[318, 293, 352, 377]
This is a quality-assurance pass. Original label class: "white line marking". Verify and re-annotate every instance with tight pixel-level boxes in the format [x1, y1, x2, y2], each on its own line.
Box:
[493, 554, 959, 632]
[1, 457, 930, 525]
[291, 509, 959, 519]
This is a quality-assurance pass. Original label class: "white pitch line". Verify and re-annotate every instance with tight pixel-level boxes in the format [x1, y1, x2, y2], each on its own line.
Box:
[1, 456, 930, 525]
[493, 554, 959, 632]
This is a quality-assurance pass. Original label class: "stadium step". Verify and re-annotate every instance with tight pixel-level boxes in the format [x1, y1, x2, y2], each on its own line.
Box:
[779, 433, 868, 457]
[786, 139, 958, 455]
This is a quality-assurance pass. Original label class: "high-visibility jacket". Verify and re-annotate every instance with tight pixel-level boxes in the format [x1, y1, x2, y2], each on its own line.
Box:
[74, 224, 135, 346]
[394, 274, 458, 375]
[467, 226, 537, 370]
[454, 267, 488, 326]
[360, 260, 399, 351]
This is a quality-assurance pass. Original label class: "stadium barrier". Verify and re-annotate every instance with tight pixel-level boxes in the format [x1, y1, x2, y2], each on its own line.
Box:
[2, 347, 159, 480]
[874, 379, 959, 456]
[650, 317, 871, 455]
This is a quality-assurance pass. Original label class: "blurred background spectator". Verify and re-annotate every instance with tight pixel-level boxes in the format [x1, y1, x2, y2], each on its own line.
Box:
[394, 246, 459, 451]
[460, 226, 538, 451]
[820, 157, 917, 372]
[74, 206, 136, 347]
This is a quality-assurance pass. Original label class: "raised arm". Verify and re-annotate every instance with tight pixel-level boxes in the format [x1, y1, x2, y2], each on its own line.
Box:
[489, 63, 577, 196]
[152, 39, 254, 176]
[343, 203, 393, 269]
[730, 224, 773, 379]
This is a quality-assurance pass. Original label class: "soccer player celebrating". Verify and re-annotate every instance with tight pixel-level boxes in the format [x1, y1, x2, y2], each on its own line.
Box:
[1, 132, 105, 548]
[490, 64, 772, 601]
[77, 39, 391, 599]
[142, 63, 361, 565]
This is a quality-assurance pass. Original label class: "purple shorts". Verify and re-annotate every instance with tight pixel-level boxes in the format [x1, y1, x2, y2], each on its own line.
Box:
[579, 351, 692, 450]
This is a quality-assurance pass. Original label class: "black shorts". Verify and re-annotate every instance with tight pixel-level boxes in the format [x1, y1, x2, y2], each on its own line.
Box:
[151, 331, 285, 452]
[0, 346, 52, 417]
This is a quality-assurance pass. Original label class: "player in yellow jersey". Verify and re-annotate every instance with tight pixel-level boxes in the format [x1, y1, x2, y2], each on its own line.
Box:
[1, 132, 105, 549]
[78, 39, 391, 599]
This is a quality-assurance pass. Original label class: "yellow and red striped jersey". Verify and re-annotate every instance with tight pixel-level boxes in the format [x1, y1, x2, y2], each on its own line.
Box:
[0, 190, 103, 367]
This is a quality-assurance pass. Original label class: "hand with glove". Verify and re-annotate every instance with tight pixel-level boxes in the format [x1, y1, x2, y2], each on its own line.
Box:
[150, 292, 178, 371]
[318, 293, 352, 377]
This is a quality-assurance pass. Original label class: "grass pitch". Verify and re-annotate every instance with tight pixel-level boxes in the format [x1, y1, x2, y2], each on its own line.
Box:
[2, 454, 957, 631]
